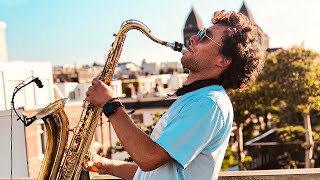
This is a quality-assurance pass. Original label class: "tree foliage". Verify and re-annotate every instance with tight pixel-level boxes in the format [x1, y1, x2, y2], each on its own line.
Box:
[228, 46, 320, 169]
[230, 46, 320, 128]
[262, 47, 320, 122]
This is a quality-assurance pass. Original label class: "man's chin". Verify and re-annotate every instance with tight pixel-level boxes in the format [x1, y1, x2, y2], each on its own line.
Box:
[180, 55, 189, 64]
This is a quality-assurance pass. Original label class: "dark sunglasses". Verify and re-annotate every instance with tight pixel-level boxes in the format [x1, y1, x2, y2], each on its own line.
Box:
[197, 28, 221, 47]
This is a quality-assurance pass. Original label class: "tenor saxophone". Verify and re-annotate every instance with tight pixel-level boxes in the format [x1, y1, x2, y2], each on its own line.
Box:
[35, 20, 187, 180]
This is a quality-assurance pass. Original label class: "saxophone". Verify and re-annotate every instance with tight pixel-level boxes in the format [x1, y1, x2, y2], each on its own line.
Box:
[34, 20, 187, 180]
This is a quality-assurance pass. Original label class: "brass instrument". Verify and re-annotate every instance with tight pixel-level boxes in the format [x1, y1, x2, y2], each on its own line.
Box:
[35, 20, 187, 180]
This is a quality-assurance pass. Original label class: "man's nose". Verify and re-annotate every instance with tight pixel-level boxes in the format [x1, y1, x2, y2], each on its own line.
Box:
[189, 34, 199, 45]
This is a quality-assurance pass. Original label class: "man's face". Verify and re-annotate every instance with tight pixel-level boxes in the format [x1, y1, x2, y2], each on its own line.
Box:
[181, 24, 227, 73]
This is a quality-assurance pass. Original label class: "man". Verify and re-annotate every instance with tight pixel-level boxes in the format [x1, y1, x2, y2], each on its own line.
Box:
[84, 10, 263, 180]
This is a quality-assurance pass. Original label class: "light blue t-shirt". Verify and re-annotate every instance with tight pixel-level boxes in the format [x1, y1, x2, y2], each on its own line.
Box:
[133, 85, 234, 180]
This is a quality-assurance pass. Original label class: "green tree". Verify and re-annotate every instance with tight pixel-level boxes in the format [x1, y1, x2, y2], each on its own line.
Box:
[261, 47, 320, 167]
[229, 47, 320, 169]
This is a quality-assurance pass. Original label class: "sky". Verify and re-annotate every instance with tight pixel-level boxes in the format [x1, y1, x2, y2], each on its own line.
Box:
[0, 0, 320, 66]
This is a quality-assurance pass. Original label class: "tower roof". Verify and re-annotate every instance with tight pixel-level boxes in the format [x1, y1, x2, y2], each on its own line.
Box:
[239, 2, 255, 24]
[184, 7, 204, 30]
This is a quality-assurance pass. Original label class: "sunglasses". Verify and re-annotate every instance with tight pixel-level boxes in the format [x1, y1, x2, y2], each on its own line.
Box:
[197, 28, 222, 47]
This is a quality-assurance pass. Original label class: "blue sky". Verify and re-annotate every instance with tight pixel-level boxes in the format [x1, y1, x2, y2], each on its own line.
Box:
[1, 0, 319, 66]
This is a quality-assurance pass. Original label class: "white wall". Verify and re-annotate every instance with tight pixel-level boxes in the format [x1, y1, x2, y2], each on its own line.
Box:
[55, 82, 79, 99]
[0, 22, 8, 63]
[142, 62, 159, 74]
[0, 110, 28, 178]
[55, 80, 123, 102]
[0, 61, 54, 110]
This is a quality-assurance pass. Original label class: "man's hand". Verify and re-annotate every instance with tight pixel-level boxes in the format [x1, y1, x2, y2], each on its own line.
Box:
[82, 152, 106, 173]
[82, 152, 139, 179]
[85, 78, 117, 107]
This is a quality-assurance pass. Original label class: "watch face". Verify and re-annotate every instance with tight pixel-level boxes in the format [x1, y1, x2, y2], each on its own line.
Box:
[105, 104, 114, 113]
[103, 102, 123, 117]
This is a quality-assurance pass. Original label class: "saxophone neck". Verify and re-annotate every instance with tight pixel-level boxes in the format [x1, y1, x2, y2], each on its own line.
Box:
[117, 19, 188, 54]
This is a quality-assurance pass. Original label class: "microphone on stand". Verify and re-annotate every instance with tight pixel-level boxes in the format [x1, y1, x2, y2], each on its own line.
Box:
[34, 77, 43, 88]
[11, 77, 44, 126]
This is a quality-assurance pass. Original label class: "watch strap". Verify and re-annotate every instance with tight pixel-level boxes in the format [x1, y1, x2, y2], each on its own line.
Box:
[103, 101, 124, 118]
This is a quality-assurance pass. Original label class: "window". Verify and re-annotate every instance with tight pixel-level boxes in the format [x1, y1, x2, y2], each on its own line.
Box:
[69, 91, 76, 99]
[131, 114, 143, 123]
[37, 121, 47, 160]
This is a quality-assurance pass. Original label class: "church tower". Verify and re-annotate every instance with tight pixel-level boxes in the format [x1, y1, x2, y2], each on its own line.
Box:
[239, 2, 270, 50]
[239, 2, 256, 24]
[183, 7, 204, 47]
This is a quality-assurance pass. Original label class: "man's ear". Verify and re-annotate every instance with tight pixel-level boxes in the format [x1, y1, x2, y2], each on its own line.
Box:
[217, 57, 232, 68]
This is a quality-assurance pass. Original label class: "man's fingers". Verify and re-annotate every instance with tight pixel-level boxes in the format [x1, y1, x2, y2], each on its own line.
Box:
[87, 161, 94, 166]
[85, 91, 90, 97]
[82, 161, 99, 172]
[92, 78, 101, 85]
[82, 160, 89, 170]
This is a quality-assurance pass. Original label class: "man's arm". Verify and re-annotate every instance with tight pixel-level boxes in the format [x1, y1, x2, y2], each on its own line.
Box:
[85, 78, 173, 171]
[107, 107, 173, 171]
[84, 153, 138, 180]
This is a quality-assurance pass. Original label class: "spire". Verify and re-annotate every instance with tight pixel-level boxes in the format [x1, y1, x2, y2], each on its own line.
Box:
[183, 7, 204, 47]
[239, 1, 255, 24]
[184, 7, 204, 30]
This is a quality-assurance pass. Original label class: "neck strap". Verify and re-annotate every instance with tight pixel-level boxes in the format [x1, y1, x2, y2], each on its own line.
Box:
[175, 79, 221, 96]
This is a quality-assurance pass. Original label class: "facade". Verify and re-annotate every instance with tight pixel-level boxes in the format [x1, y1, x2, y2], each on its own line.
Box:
[54, 80, 123, 101]
[141, 62, 159, 75]
[0, 21, 8, 62]
[0, 110, 28, 178]
[0, 61, 54, 111]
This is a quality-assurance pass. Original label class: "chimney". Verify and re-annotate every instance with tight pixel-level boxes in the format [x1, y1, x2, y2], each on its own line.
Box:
[0, 22, 8, 62]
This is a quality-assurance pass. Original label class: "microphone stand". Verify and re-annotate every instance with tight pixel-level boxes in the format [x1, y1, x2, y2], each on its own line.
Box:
[11, 77, 42, 126]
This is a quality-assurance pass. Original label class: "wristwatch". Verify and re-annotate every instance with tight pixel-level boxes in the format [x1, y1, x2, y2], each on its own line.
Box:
[103, 101, 124, 118]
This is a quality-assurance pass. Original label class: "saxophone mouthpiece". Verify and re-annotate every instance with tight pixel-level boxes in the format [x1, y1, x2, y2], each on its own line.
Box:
[168, 42, 188, 54]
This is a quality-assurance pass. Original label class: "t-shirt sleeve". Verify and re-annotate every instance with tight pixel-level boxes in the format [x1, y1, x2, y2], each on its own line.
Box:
[154, 97, 224, 169]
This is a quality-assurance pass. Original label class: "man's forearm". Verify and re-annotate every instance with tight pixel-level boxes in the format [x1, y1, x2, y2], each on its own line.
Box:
[99, 158, 138, 180]
[108, 107, 172, 171]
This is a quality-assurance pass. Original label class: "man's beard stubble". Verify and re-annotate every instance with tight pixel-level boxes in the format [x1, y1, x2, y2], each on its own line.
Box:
[181, 56, 201, 73]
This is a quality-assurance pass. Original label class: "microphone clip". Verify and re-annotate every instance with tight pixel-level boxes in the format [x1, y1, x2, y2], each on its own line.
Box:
[11, 77, 44, 126]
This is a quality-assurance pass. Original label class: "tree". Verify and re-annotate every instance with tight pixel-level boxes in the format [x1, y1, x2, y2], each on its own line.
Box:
[229, 46, 320, 169]
[261, 47, 320, 167]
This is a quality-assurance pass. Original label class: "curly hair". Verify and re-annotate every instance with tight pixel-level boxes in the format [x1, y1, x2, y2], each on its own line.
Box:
[212, 10, 264, 89]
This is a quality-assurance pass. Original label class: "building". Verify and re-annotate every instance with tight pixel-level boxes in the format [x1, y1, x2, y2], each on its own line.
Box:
[0, 61, 54, 110]
[0, 61, 55, 177]
[54, 80, 123, 101]
[239, 2, 270, 50]
[0, 21, 8, 62]
[0, 110, 28, 178]
[183, 7, 204, 47]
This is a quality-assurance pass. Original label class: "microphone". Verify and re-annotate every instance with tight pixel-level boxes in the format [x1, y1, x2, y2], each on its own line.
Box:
[34, 77, 43, 88]
[11, 76, 44, 126]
